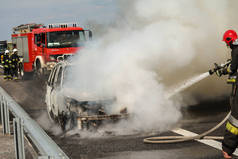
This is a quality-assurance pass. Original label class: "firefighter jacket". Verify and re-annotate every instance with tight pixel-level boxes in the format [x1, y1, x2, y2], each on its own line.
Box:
[229, 45, 238, 75]
[2, 54, 11, 68]
[226, 45, 238, 121]
[10, 53, 20, 68]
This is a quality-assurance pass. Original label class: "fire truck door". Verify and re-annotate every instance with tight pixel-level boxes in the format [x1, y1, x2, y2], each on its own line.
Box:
[34, 34, 42, 56]
[41, 33, 46, 58]
[34, 33, 46, 57]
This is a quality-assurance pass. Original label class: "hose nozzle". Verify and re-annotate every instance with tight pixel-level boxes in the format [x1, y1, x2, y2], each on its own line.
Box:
[209, 63, 220, 75]
[209, 69, 214, 75]
[208, 60, 231, 76]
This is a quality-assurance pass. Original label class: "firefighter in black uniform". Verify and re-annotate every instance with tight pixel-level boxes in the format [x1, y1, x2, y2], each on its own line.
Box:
[216, 30, 238, 158]
[10, 48, 20, 80]
[2, 50, 11, 80]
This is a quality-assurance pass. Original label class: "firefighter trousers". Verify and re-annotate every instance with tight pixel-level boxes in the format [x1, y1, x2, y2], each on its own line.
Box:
[3, 66, 11, 79]
[222, 84, 238, 156]
[11, 65, 18, 79]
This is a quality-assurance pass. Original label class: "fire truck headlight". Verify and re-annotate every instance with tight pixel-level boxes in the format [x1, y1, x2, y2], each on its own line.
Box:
[50, 64, 55, 68]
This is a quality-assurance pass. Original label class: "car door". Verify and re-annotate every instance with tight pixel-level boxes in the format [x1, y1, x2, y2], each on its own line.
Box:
[46, 66, 58, 114]
[51, 65, 64, 117]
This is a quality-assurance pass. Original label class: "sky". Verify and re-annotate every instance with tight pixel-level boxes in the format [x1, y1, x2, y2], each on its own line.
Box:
[0, 0, 118, 40]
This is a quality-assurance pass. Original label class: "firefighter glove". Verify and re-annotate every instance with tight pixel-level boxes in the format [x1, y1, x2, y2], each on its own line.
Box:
[216, 69, 224, 77]
[226, 64, 232, 74]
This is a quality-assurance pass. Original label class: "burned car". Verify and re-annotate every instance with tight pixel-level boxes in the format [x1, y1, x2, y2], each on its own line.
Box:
[45, 61, 128, 131]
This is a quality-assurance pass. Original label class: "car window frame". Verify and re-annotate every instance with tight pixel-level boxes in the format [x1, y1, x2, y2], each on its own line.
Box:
[48, 67, 54, 85]
[49, 65, 58, 87]
[54, 66, 63, 89]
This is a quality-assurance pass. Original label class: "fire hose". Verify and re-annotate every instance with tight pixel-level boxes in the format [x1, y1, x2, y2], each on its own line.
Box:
[144, 111, 230, 143]
[144, 61, 232, 144]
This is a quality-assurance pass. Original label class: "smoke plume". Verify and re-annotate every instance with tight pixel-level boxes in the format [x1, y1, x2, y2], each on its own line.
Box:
[63, 0, 238, 133]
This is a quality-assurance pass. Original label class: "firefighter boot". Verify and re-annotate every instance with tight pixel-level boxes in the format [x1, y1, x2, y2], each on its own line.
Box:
[223, 151, 232, 159]
[7, 75, 12, 80]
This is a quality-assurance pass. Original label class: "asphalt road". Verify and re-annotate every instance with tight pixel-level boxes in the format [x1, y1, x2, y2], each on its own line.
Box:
[0, 76, 232, 159]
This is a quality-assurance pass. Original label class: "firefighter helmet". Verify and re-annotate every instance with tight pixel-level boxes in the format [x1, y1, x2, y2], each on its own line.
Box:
[4, 50, 9, 54]
[13, 48, 18, 53]
[223, 30, 238, 46]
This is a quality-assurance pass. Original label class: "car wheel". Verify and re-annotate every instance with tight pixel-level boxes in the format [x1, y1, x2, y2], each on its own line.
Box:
[59, 111, 78, 131]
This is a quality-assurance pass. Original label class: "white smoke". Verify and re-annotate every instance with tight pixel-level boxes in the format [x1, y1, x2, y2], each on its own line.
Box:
[63, 0, 238, 133]
[37, 111, 63, 135]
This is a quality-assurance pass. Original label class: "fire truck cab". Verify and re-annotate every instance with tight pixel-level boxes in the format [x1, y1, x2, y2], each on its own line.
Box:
[11, 23, 92, 79]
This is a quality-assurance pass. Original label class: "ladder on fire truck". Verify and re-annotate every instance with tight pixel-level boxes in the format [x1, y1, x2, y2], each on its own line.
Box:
[12, 23, 43, 33]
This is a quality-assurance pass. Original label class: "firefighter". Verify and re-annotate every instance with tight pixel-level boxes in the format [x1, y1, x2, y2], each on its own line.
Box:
[216, 29, 238, 158]
[10, 48, 20, 80]
[0, 51, 4, 65]
[2, 50, 11, 80]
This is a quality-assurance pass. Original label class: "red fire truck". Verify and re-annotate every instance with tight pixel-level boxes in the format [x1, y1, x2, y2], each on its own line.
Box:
[11, 23, 92, 79]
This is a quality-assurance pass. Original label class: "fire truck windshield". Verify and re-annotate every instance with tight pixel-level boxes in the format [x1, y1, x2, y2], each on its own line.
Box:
[47, 30, 86, 48]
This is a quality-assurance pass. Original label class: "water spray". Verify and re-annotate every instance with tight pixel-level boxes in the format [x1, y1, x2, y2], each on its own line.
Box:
[166, 72, 210, 99]
[144, 61, 231, 144]
[166, 60, 231, 99]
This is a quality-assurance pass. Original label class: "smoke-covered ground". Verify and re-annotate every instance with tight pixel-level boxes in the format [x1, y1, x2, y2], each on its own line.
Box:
[63, 0, 238, 134]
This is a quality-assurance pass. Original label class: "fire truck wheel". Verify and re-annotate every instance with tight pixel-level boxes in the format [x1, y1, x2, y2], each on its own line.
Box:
[35, 61, 45, 80]
[18, 63, 33, 80]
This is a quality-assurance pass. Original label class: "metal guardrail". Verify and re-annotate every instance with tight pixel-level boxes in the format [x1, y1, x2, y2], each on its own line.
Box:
[0, 86, 70, 159]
